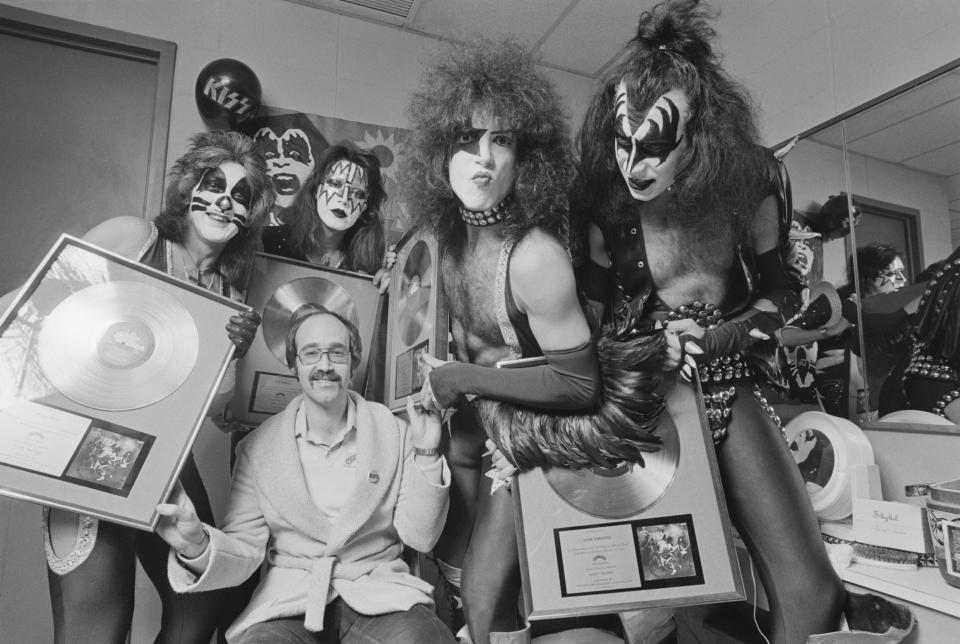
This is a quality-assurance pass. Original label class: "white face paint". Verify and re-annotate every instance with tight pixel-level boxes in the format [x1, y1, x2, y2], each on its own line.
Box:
[254, 127, 314, 208]
[316, 160, 369, 232]
[188, 161, 251, 246]
[871, 257, 907, 295]
[448, 111, 518, 212]
[614, 81, 689, 201]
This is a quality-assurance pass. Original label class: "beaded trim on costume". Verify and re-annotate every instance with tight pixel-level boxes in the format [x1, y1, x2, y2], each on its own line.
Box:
[904, 345, 958, 383]
[665, 301, 774, 443]
[933, 388, 960, 418]
[495, 238, 522, 360]
[41, 508, 99, 575]
[903, 343, 960, 417]
[459, 194, 514, 227]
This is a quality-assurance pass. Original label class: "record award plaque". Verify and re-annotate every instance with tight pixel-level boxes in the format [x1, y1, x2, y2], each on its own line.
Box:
[0, 235, 247, 530]
[384, 230, 448, 411]
[231, 253, 381, 425]
[514, 377, 743, 619]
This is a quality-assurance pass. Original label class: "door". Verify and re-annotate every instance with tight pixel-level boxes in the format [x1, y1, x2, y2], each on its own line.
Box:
[0, 6, 174, 642]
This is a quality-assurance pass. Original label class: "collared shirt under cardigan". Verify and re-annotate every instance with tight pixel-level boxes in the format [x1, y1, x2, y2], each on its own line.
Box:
[167, 391, 451, 643]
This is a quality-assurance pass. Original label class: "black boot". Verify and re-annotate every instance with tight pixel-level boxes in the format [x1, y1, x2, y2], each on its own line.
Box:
[807, 591, 915, 643]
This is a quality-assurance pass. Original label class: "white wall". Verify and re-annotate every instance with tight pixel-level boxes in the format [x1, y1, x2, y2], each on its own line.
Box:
[718, 0, 960, 146]
[787, 137, 954, 284]
[4, 0, 960, 641]
[1, 0, 597, 176]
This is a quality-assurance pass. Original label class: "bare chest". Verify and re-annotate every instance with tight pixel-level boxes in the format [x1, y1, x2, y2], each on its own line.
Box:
[639, 223, 736, 309]
[441, 243, 512, 366]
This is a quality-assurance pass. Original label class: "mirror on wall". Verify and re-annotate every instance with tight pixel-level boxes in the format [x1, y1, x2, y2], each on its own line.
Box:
[773, 61, 960, 428]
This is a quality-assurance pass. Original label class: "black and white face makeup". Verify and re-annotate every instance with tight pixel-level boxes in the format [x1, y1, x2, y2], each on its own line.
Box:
[254, 127, 315, 208]
[188, 161, 251, 246]
[614, 81, 690, 201]
[871, 257, 907, 295]
[316, 160, 368, 233]
[448, 110, 518, 212]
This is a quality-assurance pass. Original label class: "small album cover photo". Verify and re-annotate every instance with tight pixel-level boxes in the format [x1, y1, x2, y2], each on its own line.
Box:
[944, 522, 960, 579]
[635, 515, 704, 588]
[394, 339, 429, 399]
[62, 422, 154, 497]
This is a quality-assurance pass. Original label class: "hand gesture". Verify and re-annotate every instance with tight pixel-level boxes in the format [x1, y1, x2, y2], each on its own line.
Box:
[418, 353, 449, 412]
[226, 308, 261, 359]
[155, 484, 208, 559]
[662, 319, 703, 379]
[406, 397, 441, 455]
[373, 245, 398, 295]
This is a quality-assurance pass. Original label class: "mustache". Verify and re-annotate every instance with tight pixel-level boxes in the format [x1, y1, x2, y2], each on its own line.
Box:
[310, 370, 341, 382]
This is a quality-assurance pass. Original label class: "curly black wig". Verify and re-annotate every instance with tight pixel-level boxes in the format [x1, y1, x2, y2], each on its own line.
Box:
[401, 37, 574, 258]
[572, 0, 768, 253]
[285, 142, 387, 274]
[847, 242, 903, 296]
[154, 130, 272, 287]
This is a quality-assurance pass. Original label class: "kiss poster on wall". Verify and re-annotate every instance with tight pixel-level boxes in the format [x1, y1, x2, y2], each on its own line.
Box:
[237, 108, 410, 242]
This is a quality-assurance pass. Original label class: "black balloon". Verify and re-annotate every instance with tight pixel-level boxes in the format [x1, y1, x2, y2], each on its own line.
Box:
[195, 58, 262, 129]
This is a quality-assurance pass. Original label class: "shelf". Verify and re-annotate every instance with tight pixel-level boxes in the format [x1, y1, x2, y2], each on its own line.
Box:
[819, 520, 960, 618]
[842, 563, 960, 619]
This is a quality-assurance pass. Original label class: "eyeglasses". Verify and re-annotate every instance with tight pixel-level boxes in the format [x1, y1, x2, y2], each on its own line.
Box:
[296, 345, 350, 365]
[878, 269, 906, 279]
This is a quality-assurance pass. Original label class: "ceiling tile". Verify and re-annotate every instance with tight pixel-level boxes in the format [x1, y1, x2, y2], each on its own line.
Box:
[410, 0, 572, 45]
[536, 0, 641, 76]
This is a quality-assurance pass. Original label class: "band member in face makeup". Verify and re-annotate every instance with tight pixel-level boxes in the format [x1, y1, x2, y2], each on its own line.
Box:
[850, 243, 908, 297]
[242, 112, 329, 226]
[35, 130, 273, 644]
[262, 142, 388, 282]
[571, 1, 857, 641]
[401, 38, 604, 644]
[403, 37, 667, 644]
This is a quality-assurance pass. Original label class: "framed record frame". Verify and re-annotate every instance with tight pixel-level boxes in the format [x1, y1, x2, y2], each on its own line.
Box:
[384, 230, 448, 411]
[514, 377, 743, 620]
[0, 234, 247, 530]
[231, 253, 381, 425]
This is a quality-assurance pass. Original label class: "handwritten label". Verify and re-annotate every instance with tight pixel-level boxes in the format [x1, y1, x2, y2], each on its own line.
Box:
[853, 498, 930, 553]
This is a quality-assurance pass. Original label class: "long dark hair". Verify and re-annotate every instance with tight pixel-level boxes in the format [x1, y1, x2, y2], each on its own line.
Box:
[847, 242, 902, 296]
[154, 130, 272, 287]
[572, 0, 767, 256]
[285, 142, 386, 274]
[401, 37, 574, 259]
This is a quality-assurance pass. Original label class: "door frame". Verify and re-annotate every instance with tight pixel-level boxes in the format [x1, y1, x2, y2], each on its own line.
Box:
[0, 4, 176, 218]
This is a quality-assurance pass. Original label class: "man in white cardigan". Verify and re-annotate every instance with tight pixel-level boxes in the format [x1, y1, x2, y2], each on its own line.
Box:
[155, 304, 455, 643]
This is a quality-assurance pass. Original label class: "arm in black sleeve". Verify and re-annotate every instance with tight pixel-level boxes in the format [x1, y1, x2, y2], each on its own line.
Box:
[683, 245, 801, 362]
[428, 340, 601, 411]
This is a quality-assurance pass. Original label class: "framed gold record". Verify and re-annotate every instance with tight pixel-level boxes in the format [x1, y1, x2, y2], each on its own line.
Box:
[384, 230, 449, 411]
[514, 377, 743, 620]
[0, 235, 247, 530]
[231, 253, 381, 425]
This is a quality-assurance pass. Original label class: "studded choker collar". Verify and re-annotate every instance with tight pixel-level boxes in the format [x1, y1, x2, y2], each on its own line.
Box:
[459, 194, 514, 227]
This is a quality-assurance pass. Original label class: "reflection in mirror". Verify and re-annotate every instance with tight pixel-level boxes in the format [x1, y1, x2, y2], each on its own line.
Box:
[775, 62, 960, 429]
[831, 66, 960, 424]
[765, 123, 865, 422]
